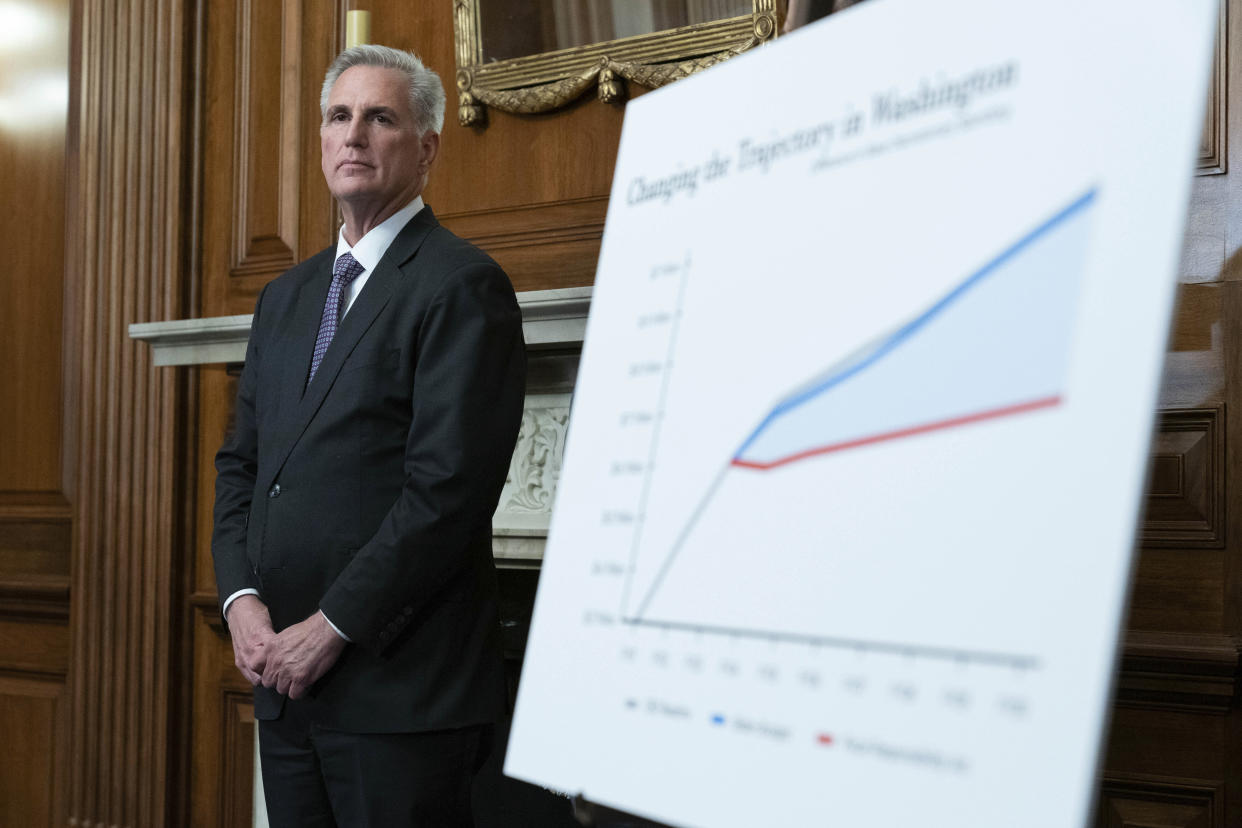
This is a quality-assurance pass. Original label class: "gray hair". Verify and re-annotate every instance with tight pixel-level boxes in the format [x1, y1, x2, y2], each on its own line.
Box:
[320, 45, 445, 135]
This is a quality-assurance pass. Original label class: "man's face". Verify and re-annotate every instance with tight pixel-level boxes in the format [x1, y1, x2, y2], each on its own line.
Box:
[320, 65, 438, 212]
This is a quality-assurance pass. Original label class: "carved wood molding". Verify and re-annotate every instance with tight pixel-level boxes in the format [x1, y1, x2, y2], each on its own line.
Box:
[1115, 631, 1239, 714]
[191, 589, 227, 635]
[0, 676, 67, 827]
[229, 0, 303, 277]
[1098, 772, 1224, 828]
[0, 492, 72, 616]
[1198, 0, 1227, 175]
[219, 690, 257, 827]
[1141, 405, 1225, 549]
[438, 196, 609, 289]
[0, 576, 70, 622]
[67, 2, 197, 825]
[438, 195, 609, 252]
[0, 491, 71, 521]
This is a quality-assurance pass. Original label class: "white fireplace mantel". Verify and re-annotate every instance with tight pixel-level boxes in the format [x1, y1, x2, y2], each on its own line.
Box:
[128, 286, 591, 564]
[128, 286, 592, 366]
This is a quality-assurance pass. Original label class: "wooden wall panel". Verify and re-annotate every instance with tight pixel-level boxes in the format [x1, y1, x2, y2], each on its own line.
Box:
[229, 0, 305, 278]
[189, 601, 257, 828]
[1141, 407, 1225, 549]
[201, 0, 341, 317]
[0, 678, 67, 828]
[0, 496, 71, 581]
[1116, 632, 1238, 714]
[437, 196, 609, 292]
[1099, 774, 1222, 828]
[0, 0, 69, 495]
[1102, 1, 1242, 825]
[220, 691, 258, 827]
[65, 2, 198, 825]
[0, 1, 72, 826]
[0, 617, 69, 677]
[1200, 0, 1228, 175]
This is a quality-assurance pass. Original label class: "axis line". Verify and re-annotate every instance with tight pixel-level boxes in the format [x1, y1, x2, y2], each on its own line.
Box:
[620, 617, 1041, 669]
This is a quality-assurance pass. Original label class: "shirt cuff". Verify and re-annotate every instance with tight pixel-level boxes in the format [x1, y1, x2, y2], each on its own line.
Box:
[320, 609, 353, 642]
[222, 588, 260, 621]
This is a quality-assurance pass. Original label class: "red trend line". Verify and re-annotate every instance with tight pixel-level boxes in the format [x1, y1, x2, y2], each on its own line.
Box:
[731, 395, 1062, 471]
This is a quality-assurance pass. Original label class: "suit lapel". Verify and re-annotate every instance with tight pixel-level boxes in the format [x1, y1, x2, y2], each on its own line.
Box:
[279, 267, 332, 415]
[260, 208, 441, 490]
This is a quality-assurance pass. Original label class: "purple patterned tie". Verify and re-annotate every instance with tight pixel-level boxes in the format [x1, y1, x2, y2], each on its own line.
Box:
[308, 252, 365, 384]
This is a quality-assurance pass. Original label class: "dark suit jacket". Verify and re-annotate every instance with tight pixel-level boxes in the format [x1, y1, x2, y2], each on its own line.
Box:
[211, 206, 525, 732]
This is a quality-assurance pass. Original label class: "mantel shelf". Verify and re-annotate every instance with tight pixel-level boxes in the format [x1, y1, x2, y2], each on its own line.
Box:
[128, 286, 591, 563]
[128, 285, 592, 366]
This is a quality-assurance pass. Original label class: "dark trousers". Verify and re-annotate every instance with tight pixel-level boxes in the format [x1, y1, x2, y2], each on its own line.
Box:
[257, 700, 489, 828]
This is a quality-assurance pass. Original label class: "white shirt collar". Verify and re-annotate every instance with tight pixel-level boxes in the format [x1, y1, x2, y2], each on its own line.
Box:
[331, 197, 424, 319]
[333, 195, 425, 272]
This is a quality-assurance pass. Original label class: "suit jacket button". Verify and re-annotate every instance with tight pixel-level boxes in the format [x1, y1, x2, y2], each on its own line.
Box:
[268, 484, 281, 498]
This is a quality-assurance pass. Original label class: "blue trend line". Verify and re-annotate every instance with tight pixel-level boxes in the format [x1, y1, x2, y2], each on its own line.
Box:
[732, 188, 1098, 461]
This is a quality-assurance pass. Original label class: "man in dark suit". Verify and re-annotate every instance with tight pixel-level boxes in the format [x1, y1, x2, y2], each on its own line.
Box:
[211, 44, 525, 827]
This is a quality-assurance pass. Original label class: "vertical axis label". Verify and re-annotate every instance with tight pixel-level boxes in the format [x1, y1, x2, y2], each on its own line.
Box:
[619, 253, 692, 616]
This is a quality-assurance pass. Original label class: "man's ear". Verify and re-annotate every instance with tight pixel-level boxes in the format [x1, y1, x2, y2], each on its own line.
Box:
[420, 131, 440, 173]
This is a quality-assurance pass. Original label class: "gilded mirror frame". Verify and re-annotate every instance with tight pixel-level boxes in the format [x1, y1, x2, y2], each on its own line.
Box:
[452, 1, 781, 126]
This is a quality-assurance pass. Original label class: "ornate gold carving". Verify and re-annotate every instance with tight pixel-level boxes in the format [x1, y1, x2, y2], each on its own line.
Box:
[455, 69, 486, 126]
[598, 63, 624, 104]
[453, 1, 779, 126]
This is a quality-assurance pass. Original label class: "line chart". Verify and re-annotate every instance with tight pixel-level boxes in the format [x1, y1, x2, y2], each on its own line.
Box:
[504, 5, 1216, 820]
[625, 189, 1097, 628]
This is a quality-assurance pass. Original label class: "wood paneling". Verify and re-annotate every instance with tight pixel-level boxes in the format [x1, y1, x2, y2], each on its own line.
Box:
[1104, 707, 1226, 782]
[229, 0, 308, 278]
[0, 616, 69, 677]
[1117, 632, 1239, 714]
[0, 2, 73, 826]
[220, 691, 257, 827]
[189, 600, 258, 828]
[201, 0, 341, 317]
[1099, 775, 1222, 828]
[65, 2, 198, 825]
[439, 195, 608, 292]
[1141, 407, 1225, 548]
[1102, 3, 1242, 825]
[0, 677, 66, 828]
[1200, 0, 1228, 175]
[0, 492, 72, 583]
[0, 0, 70, 495]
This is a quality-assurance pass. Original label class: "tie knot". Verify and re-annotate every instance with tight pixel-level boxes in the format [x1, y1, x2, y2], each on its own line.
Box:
[333, 252, 365, 286]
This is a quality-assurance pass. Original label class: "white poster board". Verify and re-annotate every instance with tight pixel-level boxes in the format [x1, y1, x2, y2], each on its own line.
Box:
[506, 1, 1218, 826]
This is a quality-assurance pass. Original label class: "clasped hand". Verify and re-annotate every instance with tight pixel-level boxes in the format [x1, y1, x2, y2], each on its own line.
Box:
[227, 595, 346, 699]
